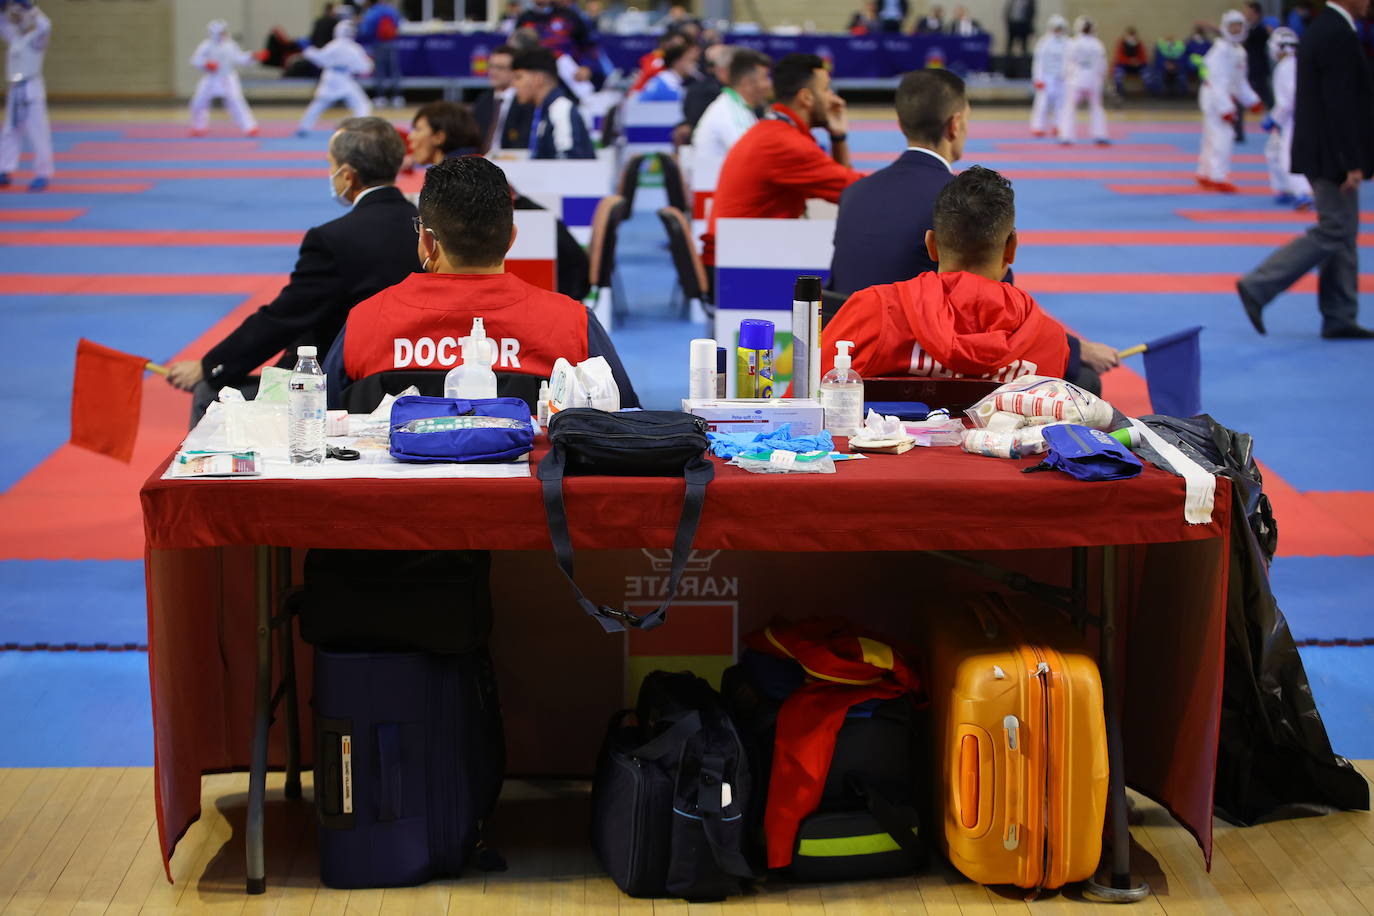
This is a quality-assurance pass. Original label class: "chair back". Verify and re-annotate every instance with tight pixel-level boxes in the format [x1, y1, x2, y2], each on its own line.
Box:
[657, 153, 689, 212]
[617, 153, 647, 212]
[341, 370, 545, 415]
[657, 206, 709, 303]
[587, 194, 629, 290]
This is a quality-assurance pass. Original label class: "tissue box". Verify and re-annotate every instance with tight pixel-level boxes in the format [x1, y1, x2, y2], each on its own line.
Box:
[682, 398, 825, 436]
[223, 401, 288, 449]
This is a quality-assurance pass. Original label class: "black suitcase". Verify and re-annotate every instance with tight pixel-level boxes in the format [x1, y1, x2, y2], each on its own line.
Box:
[313, 648, 504, 888]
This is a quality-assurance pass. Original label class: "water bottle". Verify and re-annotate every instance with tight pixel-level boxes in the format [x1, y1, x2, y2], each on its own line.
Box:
[288, 345, 326, 465]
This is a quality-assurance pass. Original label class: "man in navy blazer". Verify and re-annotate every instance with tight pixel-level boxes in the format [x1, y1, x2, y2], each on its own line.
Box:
[828, 69, 969, 298]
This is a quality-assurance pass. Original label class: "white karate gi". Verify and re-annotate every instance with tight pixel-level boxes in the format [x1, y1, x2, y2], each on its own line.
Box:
[0, 5, 53, 182]
[188, 22, 258, 135]
[1030, 24, 1069, 135]
[1197, 14, 1260, 184]
[1265, 52, 1312, 198]
[297, 21, 374, 133]
[1057, 24, 1109, 143]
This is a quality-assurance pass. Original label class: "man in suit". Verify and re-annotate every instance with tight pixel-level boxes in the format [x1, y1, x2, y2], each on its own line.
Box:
[473, 45, 533, 153]
[1237, 0, 1374, 339]
[166, 116, 420, 423]
[828, 69, 968, 298]
[878, 0, 908, 33]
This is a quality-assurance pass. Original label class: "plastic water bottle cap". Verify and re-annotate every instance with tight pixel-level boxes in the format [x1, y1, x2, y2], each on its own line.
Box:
[297, 345, 317, 357]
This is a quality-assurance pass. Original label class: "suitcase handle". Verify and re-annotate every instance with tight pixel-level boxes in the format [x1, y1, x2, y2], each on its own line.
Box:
[1002, 715, 1022, 851]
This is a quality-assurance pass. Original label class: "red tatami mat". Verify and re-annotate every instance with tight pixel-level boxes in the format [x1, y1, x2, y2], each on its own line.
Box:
[1016, 273, 1374, 293]
[0, 230, 301, 246]
[0, 208, 84, 222]
[0, 274, 283, 294]
[1017, 229, 1372, 247]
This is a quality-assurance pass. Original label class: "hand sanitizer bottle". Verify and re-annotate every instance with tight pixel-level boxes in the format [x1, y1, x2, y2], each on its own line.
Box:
[820, 339, 863, 436]
[444, 317, 498, 399]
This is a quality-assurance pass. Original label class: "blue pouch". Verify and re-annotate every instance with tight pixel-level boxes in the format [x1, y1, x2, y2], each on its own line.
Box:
[389, 395, 534, 463]
[1025, 424, 1142, 481]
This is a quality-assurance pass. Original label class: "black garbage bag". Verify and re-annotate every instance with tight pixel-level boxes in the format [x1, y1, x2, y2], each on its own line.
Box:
[1131, 414, 1369, 824]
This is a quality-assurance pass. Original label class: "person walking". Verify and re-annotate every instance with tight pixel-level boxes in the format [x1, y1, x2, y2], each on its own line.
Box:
[1237, 0, 1374, 339]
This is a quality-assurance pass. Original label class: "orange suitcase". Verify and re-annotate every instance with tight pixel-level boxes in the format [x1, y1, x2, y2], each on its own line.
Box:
[923, 594, 1108, 890]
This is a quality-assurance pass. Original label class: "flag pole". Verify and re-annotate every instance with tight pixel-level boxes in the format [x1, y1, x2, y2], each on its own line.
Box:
[1117, 344, 1147, 358]
[145, 362, 169, 376]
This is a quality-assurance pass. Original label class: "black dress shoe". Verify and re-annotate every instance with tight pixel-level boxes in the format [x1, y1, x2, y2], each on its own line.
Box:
[1321, 325, 1374, 339]
[1236, 281, 1266, 335]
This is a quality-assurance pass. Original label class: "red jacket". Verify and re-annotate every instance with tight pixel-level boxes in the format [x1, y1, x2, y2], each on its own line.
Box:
[701, 105, 864, 266]
[821, 271, 1070, 382]
[748, 620, 920, 869]
[342, 271, 589, 383]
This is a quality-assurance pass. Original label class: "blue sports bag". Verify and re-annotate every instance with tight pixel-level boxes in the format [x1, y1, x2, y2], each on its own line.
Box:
[1024, 424, 1142, 482]
[389, 395, 534, 463]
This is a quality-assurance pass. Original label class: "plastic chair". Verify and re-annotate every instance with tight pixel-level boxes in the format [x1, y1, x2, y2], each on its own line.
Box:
[657, 205, 711, 327]
[340, 369, 544, 415]
[657, 152, 689, 213]
[586, 194, 630, 329]
[617, 153, 647, 213]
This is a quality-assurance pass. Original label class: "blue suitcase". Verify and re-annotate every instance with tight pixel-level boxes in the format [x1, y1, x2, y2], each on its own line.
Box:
[313, 648, 505, 889]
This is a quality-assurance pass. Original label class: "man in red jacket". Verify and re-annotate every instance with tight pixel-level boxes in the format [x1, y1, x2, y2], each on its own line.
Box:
[701, 53, 864, 269]
[323, 156, 637, 407]
[822, 166, 1119, 392]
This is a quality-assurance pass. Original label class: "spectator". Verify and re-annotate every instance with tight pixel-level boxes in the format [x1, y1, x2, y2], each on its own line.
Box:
[829, 69, 968, 298]
[498, 1, 523, 33]
[914, 5, 946, 34]
[512, 48, 595, 159]
[639, 40, 700, 101]
[947, 6, 984, 36]
[701, 53, 863, 269]
[1004, 0, 1036, 58]
[1184, 24, 1213, 84]
[516, 0, 591, 60]
[473, 44, 534, 153]
[849, 2, 883, 35]
[1113, 26, 1149, 96]
[877, 0, 909, 33]
[693, 48, 773, 163]
[165, 117, 419, 424]
[1287, 0, 1315, 37]
[323, 156, 638, 407]
[631, 33, 684, 93]
[679, 43, 732, 139]
[358, 0, 403, 108]
[408, 101, 483, 166]
[310, 2, 339, 49]
[1149, 34, 1188, 96]
[822, 166, 1119, 393]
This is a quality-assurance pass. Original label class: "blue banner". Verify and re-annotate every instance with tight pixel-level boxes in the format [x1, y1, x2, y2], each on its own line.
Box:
[395, 31, 991, 80]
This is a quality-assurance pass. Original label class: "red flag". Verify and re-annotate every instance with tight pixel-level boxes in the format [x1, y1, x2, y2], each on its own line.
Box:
[70, 338, 150, 463]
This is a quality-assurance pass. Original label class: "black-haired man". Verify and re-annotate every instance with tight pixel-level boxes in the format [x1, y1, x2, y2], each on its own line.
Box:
[474, 44, 534, 153]
[702, 53, 862, 268]
[829, 68, 967, 297]
[512, 48, 595, 159]
[323, 156, 637, 406]
[822, 166, 1118, 391]
[166, 116, 419, 425]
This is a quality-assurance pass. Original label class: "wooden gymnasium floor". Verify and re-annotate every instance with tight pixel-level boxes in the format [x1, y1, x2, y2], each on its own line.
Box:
[0, 766, 1372, 914]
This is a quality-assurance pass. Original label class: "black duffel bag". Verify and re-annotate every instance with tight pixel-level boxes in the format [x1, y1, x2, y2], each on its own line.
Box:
[295, 549, 492, 653]
[537, 408, 713, 633]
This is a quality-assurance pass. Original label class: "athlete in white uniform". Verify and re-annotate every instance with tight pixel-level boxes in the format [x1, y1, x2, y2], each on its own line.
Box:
[1196, 9, 1262, 192]
[1262, 27, 1313, 208]
[188, 20, 259, 137]
[0, 0, 52, 191]
[1030, 15, 1069, 137]
[296, 19, 374, 136]
[1057, 15, 1109, 146]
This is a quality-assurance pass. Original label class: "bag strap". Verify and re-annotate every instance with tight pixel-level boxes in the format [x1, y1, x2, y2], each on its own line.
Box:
[695, 752, 754, 880]
[847, 774, 927, 868]
[630, 710, 703, 762]
[540, 449, 712, 633]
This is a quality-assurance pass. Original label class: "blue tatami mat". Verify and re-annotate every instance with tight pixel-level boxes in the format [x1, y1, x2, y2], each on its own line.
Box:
[0, 560, 147, 647]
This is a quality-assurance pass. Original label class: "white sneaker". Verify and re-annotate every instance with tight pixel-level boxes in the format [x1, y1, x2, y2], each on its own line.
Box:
[372, 96, 388, 109]
[391, 95, 405, 108]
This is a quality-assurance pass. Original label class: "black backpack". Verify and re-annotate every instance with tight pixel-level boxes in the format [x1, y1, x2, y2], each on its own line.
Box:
[722, 651, 928, 882]
[592, 671, 753, 900]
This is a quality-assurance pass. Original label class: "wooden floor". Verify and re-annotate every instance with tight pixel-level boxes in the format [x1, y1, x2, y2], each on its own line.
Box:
[1, 765, 1373, 914]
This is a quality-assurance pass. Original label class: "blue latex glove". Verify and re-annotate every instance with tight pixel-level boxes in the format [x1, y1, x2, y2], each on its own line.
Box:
[1261, 115, 1276, 132]
[298, 37, 313, 49]
[707, 423, 835, 460]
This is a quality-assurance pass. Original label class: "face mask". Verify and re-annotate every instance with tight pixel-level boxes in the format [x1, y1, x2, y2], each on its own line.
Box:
[327, 165, 350, 207]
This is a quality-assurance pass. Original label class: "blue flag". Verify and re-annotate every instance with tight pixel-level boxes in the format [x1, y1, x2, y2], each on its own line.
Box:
[1140, 326, 1203, 417]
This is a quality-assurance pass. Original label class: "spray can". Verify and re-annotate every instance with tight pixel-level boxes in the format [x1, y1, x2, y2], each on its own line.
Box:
[689, 338, 717, 400]
[791, 275, 822, 399]
[735, 319, 775, 398]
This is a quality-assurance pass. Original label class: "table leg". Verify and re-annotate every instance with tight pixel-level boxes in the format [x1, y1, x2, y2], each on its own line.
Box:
[275, 547, 302, 801]
[246, 545, 272, 895]
[1085, 544, 1150, 903]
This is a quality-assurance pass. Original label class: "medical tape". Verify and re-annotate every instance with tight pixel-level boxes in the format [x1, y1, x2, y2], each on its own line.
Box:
[1128, 417, 1215, 525]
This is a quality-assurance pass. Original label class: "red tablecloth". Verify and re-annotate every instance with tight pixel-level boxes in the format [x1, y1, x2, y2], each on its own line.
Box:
[140, 443, 1231, 877]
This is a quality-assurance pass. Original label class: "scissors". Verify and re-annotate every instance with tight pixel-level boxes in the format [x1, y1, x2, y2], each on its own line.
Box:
[326, 445, 360, 461]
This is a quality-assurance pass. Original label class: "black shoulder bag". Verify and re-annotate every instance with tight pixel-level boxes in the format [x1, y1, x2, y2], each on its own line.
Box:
[536, 408, 713, 633]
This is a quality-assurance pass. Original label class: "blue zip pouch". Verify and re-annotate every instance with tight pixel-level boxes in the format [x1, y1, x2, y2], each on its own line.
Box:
[389, 395, 534, 463]
[1024, 424, 1142, 481]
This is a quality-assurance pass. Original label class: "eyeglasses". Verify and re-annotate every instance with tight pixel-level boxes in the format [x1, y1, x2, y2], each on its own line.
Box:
[412, 216, 423, 235]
